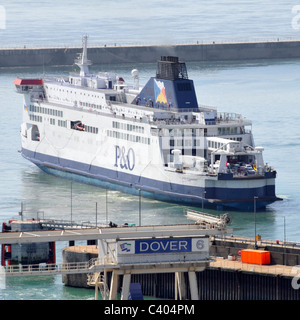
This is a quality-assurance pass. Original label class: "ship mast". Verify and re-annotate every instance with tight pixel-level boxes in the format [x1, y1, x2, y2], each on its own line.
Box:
[75, 35, 92, 76]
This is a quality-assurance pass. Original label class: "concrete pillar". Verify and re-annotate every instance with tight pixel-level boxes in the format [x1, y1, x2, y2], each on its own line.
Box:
[175, 272, 187, 300]
[188, 271, 199, 300]
[175, 272, 178, 300]
[109, 271, 119, 300]
[103, 269, 108, 300]
[121, 273, 131, 300]
[98, 239, 107, 263]
[95, 283, 99, 300]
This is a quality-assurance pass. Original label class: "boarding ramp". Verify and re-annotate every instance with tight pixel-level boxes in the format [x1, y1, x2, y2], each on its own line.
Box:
[186, 209, 231, 229]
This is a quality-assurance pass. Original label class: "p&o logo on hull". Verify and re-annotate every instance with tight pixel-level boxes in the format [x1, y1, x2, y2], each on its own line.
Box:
[114, 145, 135, 171]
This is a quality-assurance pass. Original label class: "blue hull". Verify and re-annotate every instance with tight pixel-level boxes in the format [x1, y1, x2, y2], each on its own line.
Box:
[22, 148, 280, 211]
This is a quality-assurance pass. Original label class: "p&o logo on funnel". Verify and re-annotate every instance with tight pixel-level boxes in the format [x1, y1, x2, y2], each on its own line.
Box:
[154, 79, 167, 104]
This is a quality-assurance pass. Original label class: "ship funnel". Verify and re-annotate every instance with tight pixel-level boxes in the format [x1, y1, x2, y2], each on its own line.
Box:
[75, 35, 92, 76]
[156, 56, 188, 80]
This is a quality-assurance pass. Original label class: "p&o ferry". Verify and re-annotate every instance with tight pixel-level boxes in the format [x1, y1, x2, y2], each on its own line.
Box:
[14, 37, 281, 211]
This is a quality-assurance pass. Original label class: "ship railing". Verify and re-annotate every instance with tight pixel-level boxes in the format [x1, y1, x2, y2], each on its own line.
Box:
[151, 118, 198, 126]
[214, 234, 300, 249]
[144, 104, 215, 113]
[91, 255, 118, 267]
[216, 112, 247, 123]
[38, 218, 107, 230]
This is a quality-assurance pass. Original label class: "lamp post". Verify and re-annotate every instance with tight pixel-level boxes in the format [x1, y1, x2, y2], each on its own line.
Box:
[106, 188, 108, 225]
[95, 202, 98, 227]
[202, 191, 206, 211]
[254, 196, 258, 249]
[139, 189, 141, 226]
[283, 216, 286, 265]
[70, 182, 73, 225]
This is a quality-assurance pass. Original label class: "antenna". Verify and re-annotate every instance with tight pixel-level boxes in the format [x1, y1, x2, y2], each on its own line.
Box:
[75, 35, 92, 76]
[42, 54, 45, 78]
[131, 69, 139, 90]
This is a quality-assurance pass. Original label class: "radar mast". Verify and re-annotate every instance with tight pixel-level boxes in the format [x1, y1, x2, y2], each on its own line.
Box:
[75, 35, 92, 76]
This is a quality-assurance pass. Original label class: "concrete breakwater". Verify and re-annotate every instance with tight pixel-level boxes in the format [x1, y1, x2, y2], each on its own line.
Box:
[1, 40, 300, 68]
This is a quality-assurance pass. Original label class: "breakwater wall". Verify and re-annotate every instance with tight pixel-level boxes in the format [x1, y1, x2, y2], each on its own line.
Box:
[1, 40, 300, 68]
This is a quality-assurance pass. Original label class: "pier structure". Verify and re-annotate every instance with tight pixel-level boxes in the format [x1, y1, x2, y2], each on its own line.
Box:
[0, 215, 232, 300]
[88, 234, 211, 300]
[2, 213, 300, 300]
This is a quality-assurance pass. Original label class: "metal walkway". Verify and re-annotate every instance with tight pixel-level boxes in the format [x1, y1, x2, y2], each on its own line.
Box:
[38, 219, 106, 230]
[2, 257, 210, 277]
[2, 257, 117, 277]
[3, 260, 95, 277]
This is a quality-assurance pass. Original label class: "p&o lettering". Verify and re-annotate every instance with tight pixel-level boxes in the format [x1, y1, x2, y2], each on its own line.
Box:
[114, 145, 135, 171]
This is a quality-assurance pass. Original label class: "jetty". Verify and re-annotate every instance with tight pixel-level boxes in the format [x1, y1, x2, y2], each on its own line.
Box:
[1, 212, 300, 300]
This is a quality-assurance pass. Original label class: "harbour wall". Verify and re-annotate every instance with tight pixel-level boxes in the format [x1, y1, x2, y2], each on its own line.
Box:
[1, 40, 300, 68]
[132, 268, 299, 300]
[62, 245, 98, 288]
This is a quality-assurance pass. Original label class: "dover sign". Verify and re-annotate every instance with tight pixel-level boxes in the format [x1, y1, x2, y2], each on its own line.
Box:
[117, 237, 209, 264]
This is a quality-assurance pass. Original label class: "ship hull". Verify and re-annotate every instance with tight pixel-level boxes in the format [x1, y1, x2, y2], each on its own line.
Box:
[22, 148, 279, 211]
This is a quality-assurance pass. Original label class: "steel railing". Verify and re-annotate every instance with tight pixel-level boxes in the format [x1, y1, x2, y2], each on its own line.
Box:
[4, 260, 93, 277]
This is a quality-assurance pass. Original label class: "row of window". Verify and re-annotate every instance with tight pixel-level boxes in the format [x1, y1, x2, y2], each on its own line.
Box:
[107, 130, 150, 145]
[58, 120, 67, 127]
[112, 121, 145, 134]
[29, 114, 42, 122]
[47, 85, 107, 109]
[47, 85, 105, 99]
[218, 127, 238, 135]
[78, 101, 104, 110]
[208, 141, 227, 150]
[168, 128, 203, 137]
[169, 138, 201, 147]
[29, 115, 96, 133]
[85, 125, 99, 134]
[177, 82, 192, 91]
[28, 105, 64, 117]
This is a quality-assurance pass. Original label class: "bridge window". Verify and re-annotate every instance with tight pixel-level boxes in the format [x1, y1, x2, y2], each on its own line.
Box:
[177, 82, 192, 91]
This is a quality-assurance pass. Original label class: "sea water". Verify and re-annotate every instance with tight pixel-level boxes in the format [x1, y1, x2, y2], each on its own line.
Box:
[0, 1, 300, 300]
[0, 0, 300, 48]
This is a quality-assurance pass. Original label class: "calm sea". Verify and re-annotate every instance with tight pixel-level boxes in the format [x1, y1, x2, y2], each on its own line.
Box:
[0, 1, 300, 300]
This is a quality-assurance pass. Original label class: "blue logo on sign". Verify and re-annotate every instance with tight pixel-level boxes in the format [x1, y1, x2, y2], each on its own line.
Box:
[114, 146, 135, 171]
[135, 238, 191, 254]
[120, 242, 132, 252]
